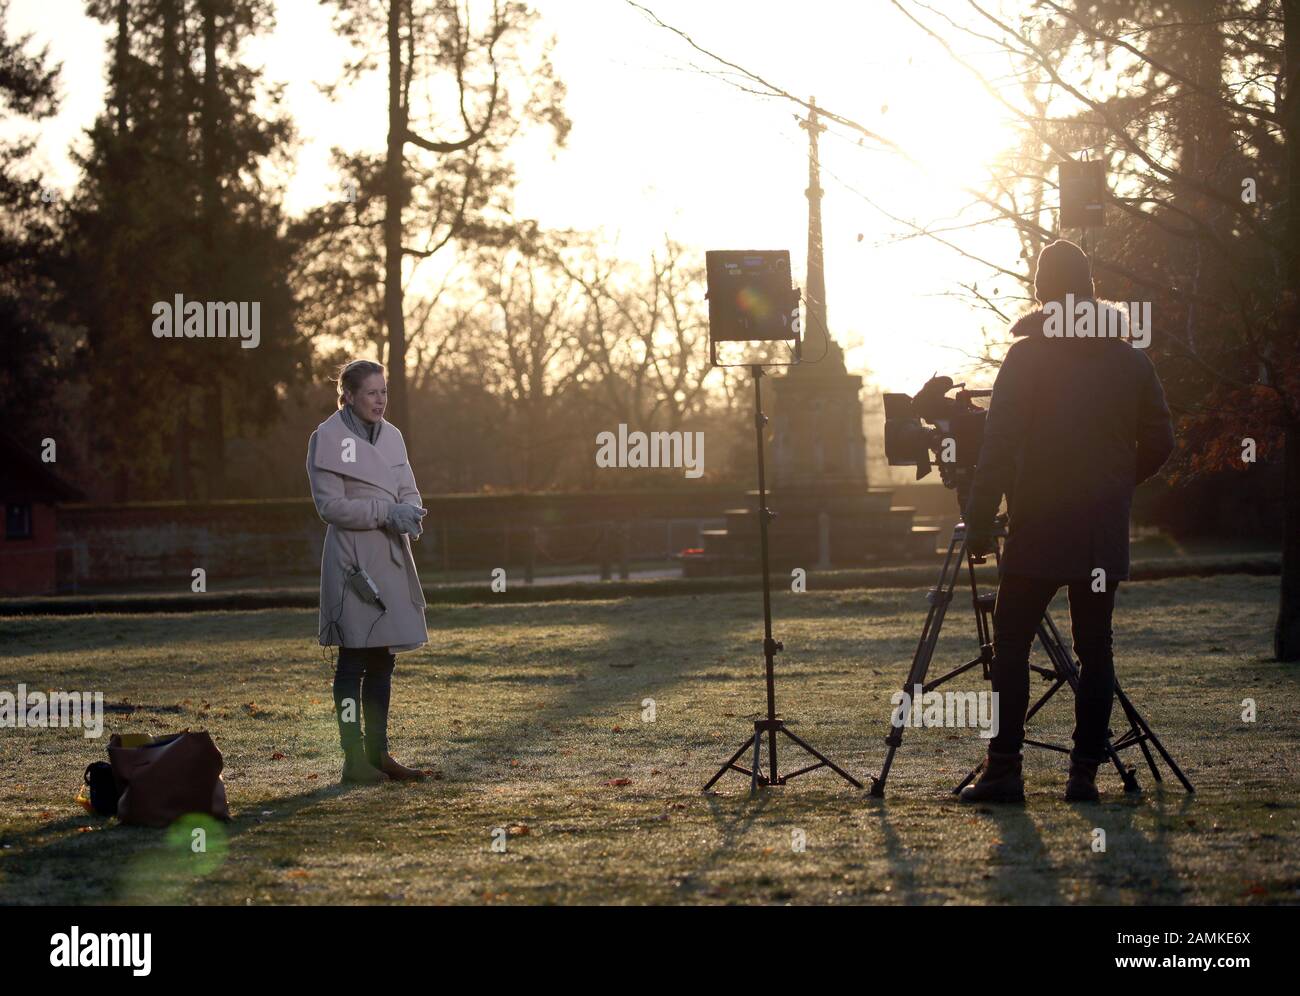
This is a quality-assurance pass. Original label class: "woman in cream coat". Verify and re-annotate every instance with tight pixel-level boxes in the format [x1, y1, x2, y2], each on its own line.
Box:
[306, 359, 429, 783]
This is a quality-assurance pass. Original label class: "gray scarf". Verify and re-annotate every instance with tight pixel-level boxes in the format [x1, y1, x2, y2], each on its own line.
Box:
[340, 404, 382, 445]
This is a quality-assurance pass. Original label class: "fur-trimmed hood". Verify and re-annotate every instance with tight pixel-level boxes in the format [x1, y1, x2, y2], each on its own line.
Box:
[1010, 310, 1049, 337]
[1010, 298, 1144, 349]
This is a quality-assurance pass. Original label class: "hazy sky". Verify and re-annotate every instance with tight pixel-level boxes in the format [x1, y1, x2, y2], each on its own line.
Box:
[10, 0, 1026, 393]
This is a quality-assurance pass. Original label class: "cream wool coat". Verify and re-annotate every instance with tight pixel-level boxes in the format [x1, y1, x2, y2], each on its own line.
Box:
[306, 409, 428, 653]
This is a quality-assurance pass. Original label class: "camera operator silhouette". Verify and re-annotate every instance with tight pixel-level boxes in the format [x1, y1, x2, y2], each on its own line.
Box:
[960, 239, 1174, 803]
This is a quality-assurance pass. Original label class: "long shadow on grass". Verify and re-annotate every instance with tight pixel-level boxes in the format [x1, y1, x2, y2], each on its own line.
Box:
[0, 782, 387, 904]
[0, 611, 305, 662]
[1060, 791, 1191, 904]
[867, 802, 937, 904]
[867, 796, 1067, 904]
[673, 793, 775, 900]
[432, 592, 869, 787]
[974, 802, 1067, 904]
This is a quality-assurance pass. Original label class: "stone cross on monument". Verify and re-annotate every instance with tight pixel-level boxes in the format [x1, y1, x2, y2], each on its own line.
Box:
[803, 96, 828, 354]
[770, 96, 868, 488]
[689, 99, 927, 575]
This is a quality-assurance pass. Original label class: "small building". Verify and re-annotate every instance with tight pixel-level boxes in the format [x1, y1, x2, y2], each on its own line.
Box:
[0, 435, 84, 596]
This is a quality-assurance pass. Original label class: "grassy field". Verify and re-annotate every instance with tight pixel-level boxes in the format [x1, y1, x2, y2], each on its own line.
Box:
[0, 573, 1297, 905]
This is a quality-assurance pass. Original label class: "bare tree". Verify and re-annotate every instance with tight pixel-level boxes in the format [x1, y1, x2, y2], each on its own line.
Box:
[321, 0, 569, 431]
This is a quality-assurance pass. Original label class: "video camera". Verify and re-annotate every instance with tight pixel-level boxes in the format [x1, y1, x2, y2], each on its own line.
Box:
[882, 375, 991, 494]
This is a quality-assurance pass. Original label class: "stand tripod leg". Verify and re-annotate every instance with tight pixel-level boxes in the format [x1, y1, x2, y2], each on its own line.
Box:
[768, 724, 779, 787]
[703, 734, 759, 793]
[781, 726, 863, 789]
[751, 730, 763, 794]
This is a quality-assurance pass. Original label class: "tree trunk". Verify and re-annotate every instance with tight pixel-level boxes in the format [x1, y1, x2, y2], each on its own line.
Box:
[114, 0, 129, 133]
[172, 402, 192, 501]
[200, 0, 225, 500]
[1281, 2, 1300, 660]
[1277, 423, 1300, 660]
[383, 0, 410, 430]
[161, 0, 191, 499]
[204, 382, 225, 500]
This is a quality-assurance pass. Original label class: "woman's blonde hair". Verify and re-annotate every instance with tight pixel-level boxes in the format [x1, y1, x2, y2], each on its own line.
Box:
[335, 359, 386, 409]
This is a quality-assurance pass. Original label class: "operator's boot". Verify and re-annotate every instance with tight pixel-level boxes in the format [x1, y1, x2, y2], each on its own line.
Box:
[1065, 752, 1101, 802]
[959, 749, 1025, 803]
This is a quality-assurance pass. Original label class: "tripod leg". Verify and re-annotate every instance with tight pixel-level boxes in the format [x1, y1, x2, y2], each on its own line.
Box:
[953, 760, 982, 794]
[768, 724, 779, 787]
[872, 531, 967, 796]
[703, 735, 756, 793]
[780, 727, 863, 789]
[1035, 614, 1136, 788]
[1113, 687, 1160, 783]
[1108, 743, 1140, 792]
[871, 746, 897, 797]
[751, 730, 762, 794]
[1116, 685, 1195, 793]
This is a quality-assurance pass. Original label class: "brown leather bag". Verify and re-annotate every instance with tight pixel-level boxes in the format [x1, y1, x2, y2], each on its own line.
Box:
[107, 730, 231, 827]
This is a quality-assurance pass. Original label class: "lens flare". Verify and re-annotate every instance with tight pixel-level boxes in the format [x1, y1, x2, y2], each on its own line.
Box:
[736, 286, 772, 320]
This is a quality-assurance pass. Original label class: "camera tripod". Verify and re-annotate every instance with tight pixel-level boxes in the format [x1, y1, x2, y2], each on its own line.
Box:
[702, 364, 861, 794]
[868, 515, 1193, 797]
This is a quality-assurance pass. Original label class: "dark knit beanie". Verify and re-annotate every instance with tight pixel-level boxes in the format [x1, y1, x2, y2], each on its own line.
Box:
[1034, 239, 1094, 304]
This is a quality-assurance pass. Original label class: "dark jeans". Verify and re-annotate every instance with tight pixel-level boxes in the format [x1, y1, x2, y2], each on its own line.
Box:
[989, 574, 1117, 763]
[333, 646, 396, 764]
